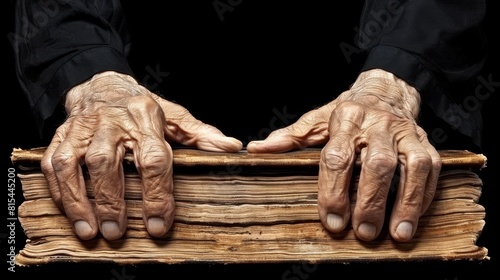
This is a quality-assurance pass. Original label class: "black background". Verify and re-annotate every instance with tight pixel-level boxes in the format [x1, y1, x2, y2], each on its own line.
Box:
[4, 1, 499, 279]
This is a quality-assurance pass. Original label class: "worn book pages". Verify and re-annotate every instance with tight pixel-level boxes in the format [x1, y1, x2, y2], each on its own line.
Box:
[11, 147, 489, 266]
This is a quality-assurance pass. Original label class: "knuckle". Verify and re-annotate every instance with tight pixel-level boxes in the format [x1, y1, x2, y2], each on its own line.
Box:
[355, 198, 387, 222]
[143, 193, 170, 205]
[318, 190, 349, 212]
[364, 152, 397, 175]
[357, 189, 388, 210]
[140, 151, 168, 171]
[40, 156, 54, 175]
[321, 147, 352, 171]
[95, 198, 126, 214]
[85, 150, 114, 171]
[138, 147, 172, 180]
[336, 100, 362, 111]
[432, 155, 443, 171]
[407, 152, 432, 173]
[128, 95, 161, 114]
[52, 195, 63, 209]
[51, 152, 77, 172]
[143, 193, 175, 214]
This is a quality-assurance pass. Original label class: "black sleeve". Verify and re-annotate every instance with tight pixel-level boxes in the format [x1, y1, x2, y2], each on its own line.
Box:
[358, 0, 488, 148]
[12, 0, 135, 138]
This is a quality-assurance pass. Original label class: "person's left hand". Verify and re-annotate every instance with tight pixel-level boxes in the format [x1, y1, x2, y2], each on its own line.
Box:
[247, 69, 442, 242]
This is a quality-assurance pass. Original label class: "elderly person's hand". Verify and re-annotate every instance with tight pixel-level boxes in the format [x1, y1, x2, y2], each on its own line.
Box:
[247, 68, 442, 242]
[41, 71, 242, 240]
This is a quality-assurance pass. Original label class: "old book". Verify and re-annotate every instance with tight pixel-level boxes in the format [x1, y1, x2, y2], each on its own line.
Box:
[10, 147, 489, 266]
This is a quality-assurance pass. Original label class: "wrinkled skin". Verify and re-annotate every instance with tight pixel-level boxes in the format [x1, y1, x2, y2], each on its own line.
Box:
[43, 68, 441, 243]
[41, 71, 242, 240]
[247, 69, 442, 242]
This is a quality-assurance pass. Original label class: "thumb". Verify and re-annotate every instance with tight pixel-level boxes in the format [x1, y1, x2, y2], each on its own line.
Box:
[247, 109, 331, 153]
[156, 97, 243, 152]
[246, 100, 336, 153]
[247, 102, 337, 153]
[246, 128, 302, 153]
[164, 119, 243, 152]
[190, 125, 243, 152]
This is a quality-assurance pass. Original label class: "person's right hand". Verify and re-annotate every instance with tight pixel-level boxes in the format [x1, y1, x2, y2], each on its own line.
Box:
[41, 71, 242, 241]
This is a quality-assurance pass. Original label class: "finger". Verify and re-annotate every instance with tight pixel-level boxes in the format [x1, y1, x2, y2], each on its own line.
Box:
[136, 142, 175, 238]
[317, 105, 363, 234]
[41, 123, 69, 211]
[51, 117, 99, 240]
[246, 128, 306, 153]
[318, 141, 356, 234]
[352, 128, 398, 241]
[390, 126, 440, 241]
[185, 125, 243, 152]
[247, 106, 331, 153]
[128, 96, 176, 238]
[158, 97, 242, 152]
[86, 122, 128, 241]
[416, 127, 442, 214]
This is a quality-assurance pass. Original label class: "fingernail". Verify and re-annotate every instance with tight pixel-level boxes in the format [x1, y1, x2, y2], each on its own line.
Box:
[147, 217, 166, 237]
[246, 142, 257, 149]
[74, 220, 93, 239]
[326, 213, 344, 231]
[101, 221, 122, 240]
[395, 221, 413, 240]
[358, 222, 377, 240]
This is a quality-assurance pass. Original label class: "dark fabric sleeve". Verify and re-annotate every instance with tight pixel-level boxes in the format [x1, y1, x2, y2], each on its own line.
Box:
[12, 0, 135, 138]
[358, 0, 488, 148]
